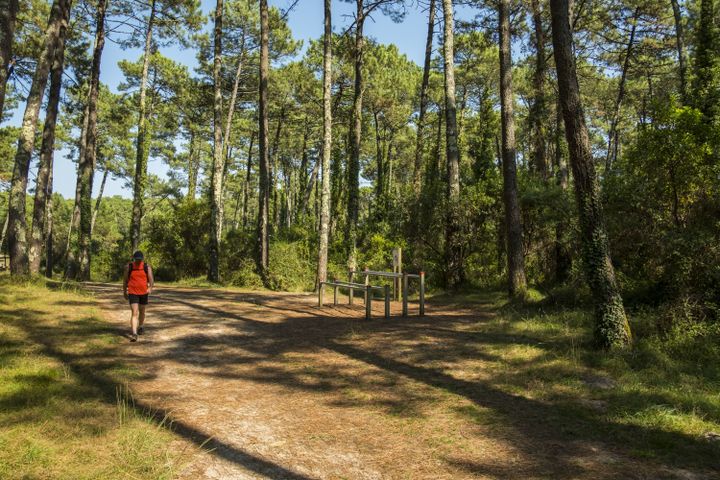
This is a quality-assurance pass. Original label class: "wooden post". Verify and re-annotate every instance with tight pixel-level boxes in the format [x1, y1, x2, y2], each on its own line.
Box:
[392, 248, 402, 301]
[363, 267, 369, 304]
[402, 272, 409, 317]
[365, 285, 372, 320]
[319, 282, 325, 307]
[384, 285, 390, 318]
[419, 271, 425, 316]
[348, 270, 354, 305]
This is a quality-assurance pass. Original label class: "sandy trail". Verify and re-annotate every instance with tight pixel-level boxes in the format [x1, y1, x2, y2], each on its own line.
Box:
[87, 283, 713, 480]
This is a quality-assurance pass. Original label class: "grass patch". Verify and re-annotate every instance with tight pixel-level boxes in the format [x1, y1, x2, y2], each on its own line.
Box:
[0, 275, 191, 479]
[430, 287, 720, 471]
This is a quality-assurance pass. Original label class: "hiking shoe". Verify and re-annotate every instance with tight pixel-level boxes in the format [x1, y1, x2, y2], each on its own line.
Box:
[130, 333, 138, 342]
[138, 326, 144, 335]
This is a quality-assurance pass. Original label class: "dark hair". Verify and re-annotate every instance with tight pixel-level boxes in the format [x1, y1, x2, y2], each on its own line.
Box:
[132, 250, 144, 260]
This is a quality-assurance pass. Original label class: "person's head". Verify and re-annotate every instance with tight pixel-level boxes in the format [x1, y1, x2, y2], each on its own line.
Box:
[132, 251, 144, 263]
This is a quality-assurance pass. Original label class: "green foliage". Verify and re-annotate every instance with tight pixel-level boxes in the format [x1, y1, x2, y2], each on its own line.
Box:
[607, 100, 720, 318]
[145, 199, 211, 281]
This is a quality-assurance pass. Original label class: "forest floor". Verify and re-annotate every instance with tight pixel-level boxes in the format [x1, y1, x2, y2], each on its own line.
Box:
[87, 282, 718, 480]
[2, 277, 718, 479]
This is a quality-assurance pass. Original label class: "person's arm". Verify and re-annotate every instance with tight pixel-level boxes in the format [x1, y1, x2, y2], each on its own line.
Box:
[122, 264, 130, 299]
[147, 265, 154, 294]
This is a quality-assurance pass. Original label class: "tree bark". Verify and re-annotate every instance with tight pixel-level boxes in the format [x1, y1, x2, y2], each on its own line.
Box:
[499, 0, 528, 296]
[65, 101, 89, 278]
[270, 106, 285, 229]
[45, 168, 54, 278]
[373, 110, 384, 208]
[8, 0, 70, 275]
[223, 38, 246, 156]
[208, 0, 224, 282]
[90, 167, 108, 235]
[318, 0, 333, 287]
[299, 157, 319, 217]
[28, 2, 70, 274]
[346, 0, 364, 270]
[186, 129, 198, 200]
[530, 0, 549, 178]
[414, 0, 435, 194]
[442, 0, 463, 288]
[77, 0, 107, 281]
[554, 98, 571, 282]
[242, 132, 254, 228]
[550, 0, 631, 349]
[670, 0, 688, 102]
[0, 212, 8, 254]
[0, 0, 19, 118]
[130, 0, 157, 252]
[605, 7, 639, 172]
[256, 0, 270, 281]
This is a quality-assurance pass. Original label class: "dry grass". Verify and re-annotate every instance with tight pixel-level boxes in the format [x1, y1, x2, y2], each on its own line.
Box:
[0, 276, 195, 479]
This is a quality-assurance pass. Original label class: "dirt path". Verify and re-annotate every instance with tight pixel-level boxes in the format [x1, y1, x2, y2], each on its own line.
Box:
[87, 284, 712, 480]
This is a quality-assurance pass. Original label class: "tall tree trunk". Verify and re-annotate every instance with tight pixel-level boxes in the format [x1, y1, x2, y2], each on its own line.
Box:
[256, 0, 270, 281]
[373, 110, 384, 207]
[7, 0, 70, 275]
[45, 168, 54, 278]
[28, 4, 69, 274]
[414, 0, 434, 193]
[550, 0, 631, 349]
[223, 39, 246, 156]
[0, 212, 8, 253]
[90, 167, 108, 235]
[499, 0, 528, 296]
[270, 106, 285, 229]
[186, 129, 198, 200]
[299, 157, 320, 218]
[670, 0, 688, 102]
[0, 0, 19, 118]
[442, 0, 463, 288]
[605, 7, 639, 172]
[242, 132, 254, 228]
[64, 101, 89, 278]
[411, 0, 436, 262]
[77, 0, 107, 281]
[318, 0, 333, 287]
[208, 0, 224, 282]
[346, 0, 364, 270]
[530, 0, 549, 178]
[554, 99, 571, 282]
[130, 0, 157, 252]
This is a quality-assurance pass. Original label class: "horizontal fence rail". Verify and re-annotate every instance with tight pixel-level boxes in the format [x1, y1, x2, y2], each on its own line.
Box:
[318, 281, 390, 320]
[348, 269, 425, 317]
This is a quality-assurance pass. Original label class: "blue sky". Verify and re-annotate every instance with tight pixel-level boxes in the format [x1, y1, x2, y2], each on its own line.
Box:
[11, 0, 478, 199]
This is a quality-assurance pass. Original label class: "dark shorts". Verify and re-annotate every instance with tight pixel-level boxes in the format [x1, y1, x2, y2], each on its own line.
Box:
[128, 294, 149, 305]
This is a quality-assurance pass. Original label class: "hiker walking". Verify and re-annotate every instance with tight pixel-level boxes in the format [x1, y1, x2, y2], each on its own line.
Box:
[123, 251, 154, 342]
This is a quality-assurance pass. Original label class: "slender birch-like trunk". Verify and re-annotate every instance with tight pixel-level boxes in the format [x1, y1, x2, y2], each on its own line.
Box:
[442, 0, 463, 288]
[8, 0, 70, 275]
[209, 0, 224, 282]
[130, 0, 157, 252]
[256, 0, 270, 280]
[77, 0, 108, 281]
[28, 1, 70, 273]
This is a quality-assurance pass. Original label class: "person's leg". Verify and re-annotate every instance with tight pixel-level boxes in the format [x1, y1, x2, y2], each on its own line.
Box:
[130, 302, 139, 336]
[138, 304, 146, 331]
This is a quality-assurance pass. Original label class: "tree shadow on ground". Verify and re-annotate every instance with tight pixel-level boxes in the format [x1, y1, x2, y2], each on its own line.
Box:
[84, 284, 720, 477]
[0, 302, 318, 480]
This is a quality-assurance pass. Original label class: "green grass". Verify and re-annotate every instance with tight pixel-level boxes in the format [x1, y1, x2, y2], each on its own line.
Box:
[0, 275, 190, 479]
[435, 287, 720, 469]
